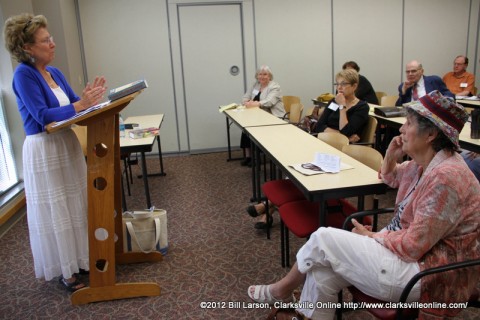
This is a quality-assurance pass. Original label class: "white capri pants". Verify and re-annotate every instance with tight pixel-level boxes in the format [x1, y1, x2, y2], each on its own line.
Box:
[296, 227, 421, 319]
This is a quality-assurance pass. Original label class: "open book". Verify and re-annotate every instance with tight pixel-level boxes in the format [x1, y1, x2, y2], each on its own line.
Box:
[108, 79, 148, 102]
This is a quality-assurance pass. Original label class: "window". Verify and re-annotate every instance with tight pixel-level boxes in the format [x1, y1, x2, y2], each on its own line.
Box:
[0, 92, 18, 195]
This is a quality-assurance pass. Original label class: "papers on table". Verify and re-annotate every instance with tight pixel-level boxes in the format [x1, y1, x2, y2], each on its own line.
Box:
[457, 95, 480, 101]
[51, 101, 111, 128]
[290, 153, 353, 176]
[218, 103, 239, 113]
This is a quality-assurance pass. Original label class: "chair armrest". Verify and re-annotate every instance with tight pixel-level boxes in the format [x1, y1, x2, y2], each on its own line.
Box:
[399, 259, 480, 303]
[341, 207, 395, 231]
[396, 258, 480, 318]
[282, 112, 290, 120]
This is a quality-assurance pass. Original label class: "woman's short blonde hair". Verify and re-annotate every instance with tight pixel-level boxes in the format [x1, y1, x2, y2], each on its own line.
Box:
[3, 13, 48, 63]
[335, 69, 359, 85]
[255, 65, 273, 80]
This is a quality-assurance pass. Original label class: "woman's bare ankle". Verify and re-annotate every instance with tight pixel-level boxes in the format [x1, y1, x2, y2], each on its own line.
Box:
[269, 283, 292, 301]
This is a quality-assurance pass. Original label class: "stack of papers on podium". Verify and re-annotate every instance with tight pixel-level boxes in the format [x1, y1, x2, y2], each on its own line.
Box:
[51, 100, 110, 128]
[290, 153, 353, 176]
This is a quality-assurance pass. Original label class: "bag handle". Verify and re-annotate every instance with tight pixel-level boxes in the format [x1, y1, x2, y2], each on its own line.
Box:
[126, 217, 161, 253]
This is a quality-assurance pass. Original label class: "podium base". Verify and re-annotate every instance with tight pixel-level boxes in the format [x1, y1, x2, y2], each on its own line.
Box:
[71, 282, 161, 305]
[116, 251, 163, 264]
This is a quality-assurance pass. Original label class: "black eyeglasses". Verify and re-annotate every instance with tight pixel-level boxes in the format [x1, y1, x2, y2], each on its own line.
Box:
[23, 19, 32, 33]
[333, 82, 351, 87]
[301, 163, 324, 172]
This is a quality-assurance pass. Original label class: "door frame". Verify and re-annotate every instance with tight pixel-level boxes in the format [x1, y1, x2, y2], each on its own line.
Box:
[168, 0, 257, 152]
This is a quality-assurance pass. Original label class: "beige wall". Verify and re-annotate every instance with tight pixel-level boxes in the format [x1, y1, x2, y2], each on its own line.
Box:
[1, 0, 480, 171]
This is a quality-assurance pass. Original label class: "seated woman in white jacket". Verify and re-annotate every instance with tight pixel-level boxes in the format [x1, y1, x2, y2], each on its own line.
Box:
[240, 65, 285, 167]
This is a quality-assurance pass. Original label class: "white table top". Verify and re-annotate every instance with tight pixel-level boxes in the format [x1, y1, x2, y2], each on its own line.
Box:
[246, 124, 384, 197]
[457, 99, 480, 107]
[224, 107, 287, 128]
[120, 114, 164, 148]
[369, 111, 480, 152]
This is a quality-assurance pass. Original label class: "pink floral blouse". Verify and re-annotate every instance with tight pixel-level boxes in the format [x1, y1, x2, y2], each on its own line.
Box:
[375, 150, 480, 319]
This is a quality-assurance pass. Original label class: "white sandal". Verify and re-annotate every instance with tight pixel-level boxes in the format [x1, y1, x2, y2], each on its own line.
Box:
[248, 285, 294, 305]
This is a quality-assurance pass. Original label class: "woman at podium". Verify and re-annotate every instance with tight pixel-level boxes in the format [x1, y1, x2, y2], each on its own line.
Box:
[3, 14, 107, 292]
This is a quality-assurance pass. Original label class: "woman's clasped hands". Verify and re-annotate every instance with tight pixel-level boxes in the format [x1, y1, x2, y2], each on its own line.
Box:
[75, 76, 107, 112]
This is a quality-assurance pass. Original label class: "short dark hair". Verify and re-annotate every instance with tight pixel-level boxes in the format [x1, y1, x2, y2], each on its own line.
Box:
[342, 61, 360, 72]
[456, 55, 469, 65]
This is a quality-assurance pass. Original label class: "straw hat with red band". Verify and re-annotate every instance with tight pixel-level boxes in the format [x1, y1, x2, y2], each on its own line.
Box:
[404, 90, 469, 149]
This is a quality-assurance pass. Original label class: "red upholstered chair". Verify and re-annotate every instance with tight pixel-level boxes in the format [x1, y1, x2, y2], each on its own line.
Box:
[278, 198, 361, 267]
[337, 208, 480, 320]
[276, 145, 383, 267]
[261, 179, 306, 239]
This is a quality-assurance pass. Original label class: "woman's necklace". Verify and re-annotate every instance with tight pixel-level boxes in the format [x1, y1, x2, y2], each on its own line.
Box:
[41, 70, 58, 88]
[345, 97, 359, 109]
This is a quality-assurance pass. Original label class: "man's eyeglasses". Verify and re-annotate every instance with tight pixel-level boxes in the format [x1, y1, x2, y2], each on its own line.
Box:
[405, 69, 420, 74]
[333, 82, 351, 87]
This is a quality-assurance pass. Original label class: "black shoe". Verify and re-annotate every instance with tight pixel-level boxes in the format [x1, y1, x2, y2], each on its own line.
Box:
[246, 202, 265, 217]
[254, 215, 273, 230]
[241, 157, 251, 166]
[78, 268, 89, 275]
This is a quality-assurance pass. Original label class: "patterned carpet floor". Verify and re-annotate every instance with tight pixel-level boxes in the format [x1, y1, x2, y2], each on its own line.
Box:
[0, 151, 478, 319]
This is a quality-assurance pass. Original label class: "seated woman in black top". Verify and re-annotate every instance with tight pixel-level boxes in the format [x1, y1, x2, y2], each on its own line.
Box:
[247, 69, 369, 225]
[312, 69, 369, 143]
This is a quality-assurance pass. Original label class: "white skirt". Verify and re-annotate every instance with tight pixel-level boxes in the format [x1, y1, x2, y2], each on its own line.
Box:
[23, 128, 89, 281]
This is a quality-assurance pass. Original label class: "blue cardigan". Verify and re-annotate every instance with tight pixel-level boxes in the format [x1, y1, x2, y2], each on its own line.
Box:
[13, 63, 80, 135]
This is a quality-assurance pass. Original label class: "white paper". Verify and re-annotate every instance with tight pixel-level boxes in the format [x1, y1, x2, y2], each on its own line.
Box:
[313, 153, 341, 173]
[457, 95, 480, 101]
[289, 162, 353, 176]
[51, 100, 111, 127]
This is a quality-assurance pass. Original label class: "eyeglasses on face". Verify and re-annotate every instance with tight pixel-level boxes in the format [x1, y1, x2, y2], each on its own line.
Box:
[405, 69, 420, 74]
[333, 82, 351, 87]
[38, 36, 54, 45]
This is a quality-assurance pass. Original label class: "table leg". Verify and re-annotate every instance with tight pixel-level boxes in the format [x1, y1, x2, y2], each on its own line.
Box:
[227, 117, 233, 161]
[156, 136, 166, 176]
[226, 117, 243, 161]
[250, 140, 257, 202]
[137, 136, 166, 178]
[139, 151, 152, 208]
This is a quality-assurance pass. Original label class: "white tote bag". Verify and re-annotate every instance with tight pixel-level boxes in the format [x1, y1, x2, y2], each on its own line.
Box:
[122, 209, 168, 255]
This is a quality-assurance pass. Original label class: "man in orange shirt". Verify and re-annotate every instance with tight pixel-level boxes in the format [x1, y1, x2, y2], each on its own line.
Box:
[443, 55, 476, 96]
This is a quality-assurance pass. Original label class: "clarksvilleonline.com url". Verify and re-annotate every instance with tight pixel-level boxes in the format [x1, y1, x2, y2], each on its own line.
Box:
[199, 301, 469, 310]
[274, 301, 469, 310]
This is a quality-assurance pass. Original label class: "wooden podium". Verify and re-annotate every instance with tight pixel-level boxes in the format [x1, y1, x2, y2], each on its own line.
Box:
[46, 92, 162, 305]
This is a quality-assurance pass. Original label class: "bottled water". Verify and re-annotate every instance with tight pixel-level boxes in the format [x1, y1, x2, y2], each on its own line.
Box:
[119, 114, 125, 138]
